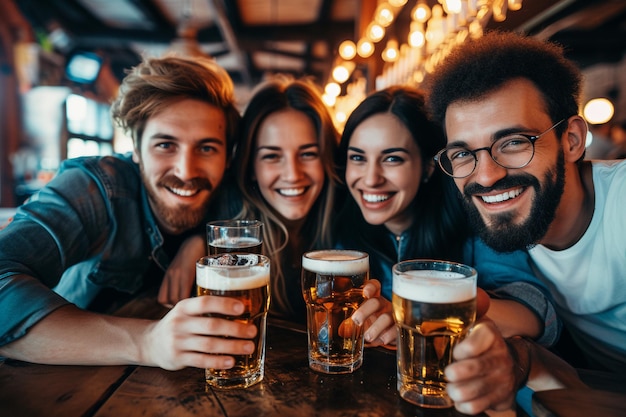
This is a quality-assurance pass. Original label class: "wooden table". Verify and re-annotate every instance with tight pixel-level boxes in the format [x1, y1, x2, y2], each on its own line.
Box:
[0, 299, 476, 417]
[531, 369, 626, 417]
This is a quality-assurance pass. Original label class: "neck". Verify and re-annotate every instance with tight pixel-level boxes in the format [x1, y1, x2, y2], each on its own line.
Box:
[541, 161, 594, 250]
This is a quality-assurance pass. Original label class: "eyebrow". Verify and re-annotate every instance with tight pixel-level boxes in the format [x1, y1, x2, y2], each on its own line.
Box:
[256, 143, 319, 152]
[147, 134, 225, 145]
[347, 146, 410, 154]
[447, 126, 530, 147]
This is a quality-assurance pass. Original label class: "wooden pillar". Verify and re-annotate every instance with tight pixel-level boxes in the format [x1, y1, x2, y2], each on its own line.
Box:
[0, 0, 33, 207]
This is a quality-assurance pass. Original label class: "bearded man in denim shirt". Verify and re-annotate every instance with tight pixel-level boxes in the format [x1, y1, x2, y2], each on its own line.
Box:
[0, 56, 258, 372]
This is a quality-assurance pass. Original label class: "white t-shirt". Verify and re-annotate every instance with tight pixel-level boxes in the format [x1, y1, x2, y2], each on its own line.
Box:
[529, 159, 626, 371]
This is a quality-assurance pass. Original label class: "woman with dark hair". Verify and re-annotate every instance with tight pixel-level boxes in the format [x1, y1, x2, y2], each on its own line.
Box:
[338, 86, 559, 348]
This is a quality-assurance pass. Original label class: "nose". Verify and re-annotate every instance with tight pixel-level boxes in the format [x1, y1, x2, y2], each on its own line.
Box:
[281, 155, 304, 182]
[173, 150, 199, 181]
[363, 161, 384, 187]
[470, 150, 507, 187]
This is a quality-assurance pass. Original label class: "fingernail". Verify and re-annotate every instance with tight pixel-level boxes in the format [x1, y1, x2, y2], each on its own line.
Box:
[224, 358, 235, 368]
[233, 302, 244, 314]
[364, 332, 372, 342]
[352, 316, 361, 326]
[244, 342, 255, 353]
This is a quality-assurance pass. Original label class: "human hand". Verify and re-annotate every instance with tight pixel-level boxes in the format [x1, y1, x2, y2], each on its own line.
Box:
[444, 319, 521, 415]
[143, 295, 257, 371]
[158, 235, 205, 307]
[350, 279, 396, 347]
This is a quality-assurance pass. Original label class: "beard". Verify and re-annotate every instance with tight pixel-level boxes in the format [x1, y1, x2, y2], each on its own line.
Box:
[463, 151, 566, 253]
[140, 167, 214, 235]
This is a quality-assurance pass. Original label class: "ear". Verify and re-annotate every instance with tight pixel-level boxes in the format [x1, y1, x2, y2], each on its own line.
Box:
[562, 115, 588, 163]
[132, 146, 140, 164]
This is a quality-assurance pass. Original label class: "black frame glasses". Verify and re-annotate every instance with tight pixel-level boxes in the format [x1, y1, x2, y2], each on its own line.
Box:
[434, 118, 567, 178]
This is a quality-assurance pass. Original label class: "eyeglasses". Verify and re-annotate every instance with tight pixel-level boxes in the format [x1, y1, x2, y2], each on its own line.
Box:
[434, 118, 567, 179]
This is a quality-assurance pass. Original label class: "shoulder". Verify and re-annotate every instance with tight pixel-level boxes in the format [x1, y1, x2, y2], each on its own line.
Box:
[56, 154, 142, 197]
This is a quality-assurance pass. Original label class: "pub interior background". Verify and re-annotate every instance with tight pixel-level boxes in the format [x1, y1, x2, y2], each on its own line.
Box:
[1, 0, 625, 211]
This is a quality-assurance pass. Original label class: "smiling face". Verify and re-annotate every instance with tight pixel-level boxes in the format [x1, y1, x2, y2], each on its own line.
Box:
[133, 99, 227, 235]
[345, 113, 424, 236]
[253, 109, 325, 221]
[445, 79, 566, 251]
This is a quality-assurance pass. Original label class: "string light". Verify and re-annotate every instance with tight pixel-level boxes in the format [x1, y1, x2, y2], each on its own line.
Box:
[382, 39, 399, 62]
[357, 38, 374, 58]
[338, 40, 356, 60]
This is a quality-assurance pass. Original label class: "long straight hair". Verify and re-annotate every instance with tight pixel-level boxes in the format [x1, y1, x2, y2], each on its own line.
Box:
[336, 86, 469, 263]
[233, 78, 339, 317]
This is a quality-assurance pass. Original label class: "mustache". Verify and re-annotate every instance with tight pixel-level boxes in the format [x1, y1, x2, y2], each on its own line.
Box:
[463, 174, 539, 197]
[158, 176, 213, 191]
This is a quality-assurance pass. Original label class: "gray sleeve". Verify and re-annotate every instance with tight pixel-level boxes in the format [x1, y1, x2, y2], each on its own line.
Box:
[489, 282, 560, 346]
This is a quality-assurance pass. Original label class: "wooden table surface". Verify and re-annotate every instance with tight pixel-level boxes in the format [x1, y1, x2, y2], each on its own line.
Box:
[531, 369, 626, 417]
[0, 297, 476, 417]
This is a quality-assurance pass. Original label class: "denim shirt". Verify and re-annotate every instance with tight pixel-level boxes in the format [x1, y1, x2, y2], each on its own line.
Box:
[0, 154, 169, 346]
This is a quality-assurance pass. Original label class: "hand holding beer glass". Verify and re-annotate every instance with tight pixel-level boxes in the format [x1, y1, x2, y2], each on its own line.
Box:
[196, 253, 270, 388]
[301, 250, 369, 374]
[392, 260, 477, 408]
[207, 220, 263, 254]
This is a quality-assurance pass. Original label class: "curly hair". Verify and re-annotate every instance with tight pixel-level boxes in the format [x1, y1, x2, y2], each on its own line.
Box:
[426, 31, 582, 138]
[110, 55, 241, 158]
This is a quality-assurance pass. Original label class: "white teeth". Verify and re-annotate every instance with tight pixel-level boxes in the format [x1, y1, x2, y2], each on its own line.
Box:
[170, 188, 197, 197]
[278, 188, 305, 196]
[363, 193, 390, 203]
[481, 188, 523, 203]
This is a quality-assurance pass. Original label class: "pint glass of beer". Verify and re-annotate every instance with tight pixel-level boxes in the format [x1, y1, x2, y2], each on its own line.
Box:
[392, 260, 477, 408]
[301, 250, 369, 374]
[196, 253, 271, 389]
[207, 220, 263, 255]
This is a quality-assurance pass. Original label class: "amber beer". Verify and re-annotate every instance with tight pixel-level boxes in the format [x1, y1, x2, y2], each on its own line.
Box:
[196, 254, 270, 389]
[301, 250, 369, 374]
[208, 237, 262, 255]
[392, 260, 477, 408]
[207, 220, 263, 255]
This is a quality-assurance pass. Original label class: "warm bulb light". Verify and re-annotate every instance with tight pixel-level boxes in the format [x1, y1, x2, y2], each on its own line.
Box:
[412, 2, 431, 22]
[409, 22, 425, 48]
[367, 23, 385, 42]
[357, 38, 374, 58]
[324, 82, 341, 97]
[583, 98, 614, 124]
[322, 93, 336, 107]
[382, 39, 399, 62]
[443, 0, 462, 14]
[338, 40, 356, 60]
[508, 0, 523, 11]
[375, 3, 395, 27]
[389, 0, 407, 7]
[332, 66, 350, 83]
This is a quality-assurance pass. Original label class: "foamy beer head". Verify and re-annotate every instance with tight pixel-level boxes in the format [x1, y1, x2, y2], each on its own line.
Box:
[392, 267, 476, 303]
[196, 253, 270, 291]
[302, 249, 369, 276]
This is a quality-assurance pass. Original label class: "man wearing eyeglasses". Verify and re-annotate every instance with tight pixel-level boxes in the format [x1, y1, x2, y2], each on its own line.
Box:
[427, 31, 626, 415]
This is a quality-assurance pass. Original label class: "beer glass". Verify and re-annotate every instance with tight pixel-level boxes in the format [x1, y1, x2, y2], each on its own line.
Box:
[392, 259, 477, 408]
[301, 249, 369, 374]
[196, 253, 271, 389]
[207, 220, 263, 255]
